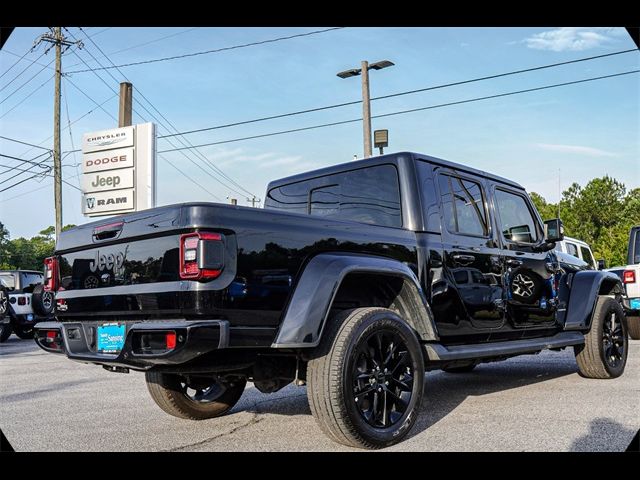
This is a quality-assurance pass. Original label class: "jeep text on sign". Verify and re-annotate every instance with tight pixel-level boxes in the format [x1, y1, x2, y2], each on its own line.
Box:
[83, 188, 135, 216]
[82, 126, 134, 153]
[82, 147, 134, 174]
[82, 168, 134, 193]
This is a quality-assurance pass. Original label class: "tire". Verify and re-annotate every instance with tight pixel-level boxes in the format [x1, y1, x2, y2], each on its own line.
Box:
[145, 372, 246, 420]
[31, 284, 54, 316]
[509, 268, 543, 304]
[0, 324, 11, 343]
[307, 307, 425, 449]
[443, 363, 477, 373]
[575, 297, 628, 379]
[13, 326, 34, 340]
[627, 316, 640, 340]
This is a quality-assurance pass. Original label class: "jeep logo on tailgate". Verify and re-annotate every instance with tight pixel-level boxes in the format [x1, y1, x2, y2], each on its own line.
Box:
[89, 250, 125, 275]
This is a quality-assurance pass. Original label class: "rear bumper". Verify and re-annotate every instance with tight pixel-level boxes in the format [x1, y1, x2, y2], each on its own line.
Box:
[11, 313, 52, 326]
[33, 320, 229, 370]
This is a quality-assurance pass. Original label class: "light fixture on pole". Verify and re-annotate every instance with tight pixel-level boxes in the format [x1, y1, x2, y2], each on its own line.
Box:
[337, 60, 394, 158]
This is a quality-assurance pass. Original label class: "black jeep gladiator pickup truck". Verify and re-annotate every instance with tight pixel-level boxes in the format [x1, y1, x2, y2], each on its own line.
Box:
[34, 152, 629, 449]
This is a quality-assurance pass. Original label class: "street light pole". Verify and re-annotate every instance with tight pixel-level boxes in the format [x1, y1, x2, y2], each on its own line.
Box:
[337, 60, 394, 159]
[361, 61, 372, 158]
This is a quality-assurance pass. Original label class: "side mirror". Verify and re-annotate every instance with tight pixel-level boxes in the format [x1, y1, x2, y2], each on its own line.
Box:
[544, 218, 564, 243]
[597, 259, 606, 270]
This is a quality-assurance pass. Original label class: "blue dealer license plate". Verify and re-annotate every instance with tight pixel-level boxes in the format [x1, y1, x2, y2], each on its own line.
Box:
[630, 298, 640, 310]
[97, 324, 126, 353]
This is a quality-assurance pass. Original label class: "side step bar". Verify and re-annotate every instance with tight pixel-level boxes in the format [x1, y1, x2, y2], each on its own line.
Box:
[424, 331, 585, 361]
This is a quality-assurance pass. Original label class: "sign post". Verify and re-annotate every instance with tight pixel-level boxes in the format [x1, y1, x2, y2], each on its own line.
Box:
[81, 123, 156, 217]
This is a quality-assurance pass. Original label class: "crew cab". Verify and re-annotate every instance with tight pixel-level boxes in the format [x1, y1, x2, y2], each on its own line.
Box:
[34, 152, 629, 449]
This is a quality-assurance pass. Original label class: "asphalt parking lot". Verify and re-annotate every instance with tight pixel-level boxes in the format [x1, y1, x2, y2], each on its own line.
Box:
[1, 336, 638, 452]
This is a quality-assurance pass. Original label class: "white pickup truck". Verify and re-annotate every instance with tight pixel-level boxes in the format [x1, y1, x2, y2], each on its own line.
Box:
[607, 226, 640, 339]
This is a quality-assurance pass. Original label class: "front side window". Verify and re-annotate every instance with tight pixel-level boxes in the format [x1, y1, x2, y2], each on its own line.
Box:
[580, 246, 596, 268]
[565, 242, 579, 257]
[439, 174, 488, 237]
[494, 189, 539, 244]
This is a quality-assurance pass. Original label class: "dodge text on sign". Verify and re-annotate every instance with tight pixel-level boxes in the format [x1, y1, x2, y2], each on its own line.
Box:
[82, 147, 134, 174]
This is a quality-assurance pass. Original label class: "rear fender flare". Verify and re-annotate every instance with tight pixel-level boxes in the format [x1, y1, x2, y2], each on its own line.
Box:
[271, 253, 438, 348]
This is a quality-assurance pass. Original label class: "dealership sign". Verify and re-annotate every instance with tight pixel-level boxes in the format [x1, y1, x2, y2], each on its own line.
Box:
[81, 123, 156, 217]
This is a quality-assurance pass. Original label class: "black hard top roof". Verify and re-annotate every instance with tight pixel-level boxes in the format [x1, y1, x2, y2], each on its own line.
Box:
[268, 151, 524, 190]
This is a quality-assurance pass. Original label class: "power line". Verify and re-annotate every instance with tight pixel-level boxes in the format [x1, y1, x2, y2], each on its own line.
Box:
[0, 135, 52, 152]
[66, 27, 345, 73]
[158, 154, 220, 199]
[76, 28, 256, 199]
[62, 78, 82, 188]
[0, 73, 54, 120]
[159, 69, 640, 153]
[0, 57, 55, 105]
[0, 170, 50, 193]
[65, 27, 199, 70]
[0, 50, 47, 93]
[159, 48, 639, 140]
[1, 48, 55, 71]
[0, 151, 52, 181]
[64, 35, 228, 200]
[1, 48, 30, 79]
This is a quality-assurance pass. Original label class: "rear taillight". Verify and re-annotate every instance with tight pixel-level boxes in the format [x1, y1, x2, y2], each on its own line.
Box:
[179, 232, 224, 280]
[623, 270, 636, 284]
[36, 329, 63, 352]
[43, 256, 59, 291]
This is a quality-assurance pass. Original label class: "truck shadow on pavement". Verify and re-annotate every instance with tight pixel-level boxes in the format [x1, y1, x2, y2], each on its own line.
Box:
[570, 418, 638, 452]
[235, 354, 578, 441]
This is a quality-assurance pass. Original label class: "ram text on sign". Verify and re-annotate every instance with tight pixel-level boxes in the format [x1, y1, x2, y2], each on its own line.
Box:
[83, 188, 135, 215]
[82, 168, 134, 194]
[82, 126, 134, 153]
[82, 147, 134, 174]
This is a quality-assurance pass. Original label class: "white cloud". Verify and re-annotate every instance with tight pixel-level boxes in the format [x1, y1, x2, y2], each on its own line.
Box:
[524, 27, 627, 52]
[535, 143, 618, 157]
[258, 155, 304, 168]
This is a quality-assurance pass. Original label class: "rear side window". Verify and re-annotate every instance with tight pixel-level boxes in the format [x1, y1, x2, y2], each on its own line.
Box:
[634, 231, 640, 264]
[438, 174, 488, 237]
[580, 246, 595, 268]
[0, 273, 16, 291]
[266, 164, 402, 228]
[20, 273, 42, 293]
[494, 189, 539, 244]
[565, 242, 579, 257]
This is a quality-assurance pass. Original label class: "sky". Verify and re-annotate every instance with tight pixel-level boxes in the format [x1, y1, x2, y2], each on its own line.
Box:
[0, 26, 638, 239]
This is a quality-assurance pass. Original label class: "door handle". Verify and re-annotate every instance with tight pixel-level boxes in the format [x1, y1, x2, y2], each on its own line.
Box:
[452, 254, 475, 265]
[506, 259, 523, 267]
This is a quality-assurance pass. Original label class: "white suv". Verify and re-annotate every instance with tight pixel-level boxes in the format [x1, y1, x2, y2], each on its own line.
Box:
[0, 270, 54, 342]
[555, 235, 599, 270]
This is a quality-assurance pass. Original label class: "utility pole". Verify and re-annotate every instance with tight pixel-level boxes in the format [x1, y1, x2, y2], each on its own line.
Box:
[33, 28, 82, 243]
[247, 196, 261, 208]
[119, 82, 133, 127]
[361, 61, 372, 158]
[337, 60, 394, 159]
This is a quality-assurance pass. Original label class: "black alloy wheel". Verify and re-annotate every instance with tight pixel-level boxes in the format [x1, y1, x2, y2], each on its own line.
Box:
[350, 329, 415, 428]
[602, 310, 625, 369]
